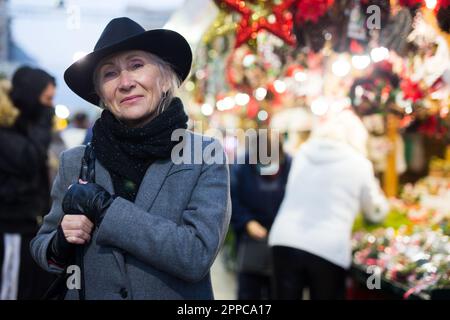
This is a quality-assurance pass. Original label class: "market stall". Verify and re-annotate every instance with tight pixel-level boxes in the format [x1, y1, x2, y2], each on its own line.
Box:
[178, 0, 450, 299]
[351, 154, 450, 299]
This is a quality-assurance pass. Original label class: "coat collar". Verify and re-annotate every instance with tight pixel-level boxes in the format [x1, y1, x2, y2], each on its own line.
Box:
[95, 156, 174, 210]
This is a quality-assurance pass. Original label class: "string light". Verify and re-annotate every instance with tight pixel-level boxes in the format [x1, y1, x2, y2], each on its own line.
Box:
[184, 81, 195, 92]
[405, 106, 413, 114]
[235, 93, 250, 106]
[370, 47, 389, 62]
[201, 103, 214, 116]
[195, 70, 206, 80]
[425, 0, 437, 9]
[216, 97, 235, 111]
[55, 104, 70, 119]
[273, 80, 286, 93]
[332, 58, 351, 77]
[243, 54, 256, 67]
[352, 55, 371, 70]
[311, 97, 329, 116]
[255, 87, 267, 101]
[257, 110, 269, 121]
[294, 71, 307, 82]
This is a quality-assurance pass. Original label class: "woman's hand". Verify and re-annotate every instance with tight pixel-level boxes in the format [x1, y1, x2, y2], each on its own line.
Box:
[60, 214, 94, 245]
[246, 220, 268, 240]
[62, 183, 115, 225]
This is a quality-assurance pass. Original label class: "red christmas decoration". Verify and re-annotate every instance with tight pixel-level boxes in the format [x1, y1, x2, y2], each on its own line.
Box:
[437, 0, 450, 9]
[267, 81, 284, 107]
[349, 39, 365, 54]
[418, 115, 448, 138]
[218, 0, 297, 48]
[246, 98, 259, 118]
[295, 0, 334, 24]
[400, 79, 424, 102]
[398, 0, 423, 8]
[285, 64, 305, 77]
[374, 60, 394, 74]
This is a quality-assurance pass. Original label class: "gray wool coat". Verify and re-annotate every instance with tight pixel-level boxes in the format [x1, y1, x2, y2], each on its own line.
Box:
[30, 131, 231, 300]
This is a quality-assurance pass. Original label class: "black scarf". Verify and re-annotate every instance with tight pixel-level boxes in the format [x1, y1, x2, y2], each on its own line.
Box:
[91, 97, 188, 201]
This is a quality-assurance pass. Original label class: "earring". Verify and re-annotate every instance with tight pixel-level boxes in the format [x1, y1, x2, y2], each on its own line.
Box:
[158, 92, 168, 114]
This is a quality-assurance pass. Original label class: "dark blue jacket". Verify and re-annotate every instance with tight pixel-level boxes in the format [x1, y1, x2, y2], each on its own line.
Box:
[230, 155, 291, 238]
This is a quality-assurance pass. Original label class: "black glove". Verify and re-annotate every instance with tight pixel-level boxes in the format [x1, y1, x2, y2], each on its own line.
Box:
[47, 224, 75, 266]
[62, 183, 115, 226]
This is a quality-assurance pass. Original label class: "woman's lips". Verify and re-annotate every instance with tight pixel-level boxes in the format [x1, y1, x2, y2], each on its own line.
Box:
[120, 95, 143, 105]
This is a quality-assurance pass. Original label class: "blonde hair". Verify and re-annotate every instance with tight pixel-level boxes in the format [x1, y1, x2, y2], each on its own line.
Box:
[312, 109, 368, 156]
[93, 51, 180, 114]
[0, 80, 20, 128]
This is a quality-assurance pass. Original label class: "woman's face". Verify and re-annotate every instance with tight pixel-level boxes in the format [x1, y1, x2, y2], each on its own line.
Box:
[97, 50, 167, 127]
[39, 83, 56, 107]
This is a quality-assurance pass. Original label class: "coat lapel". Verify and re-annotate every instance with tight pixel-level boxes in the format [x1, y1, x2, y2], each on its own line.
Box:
[134, 159, 174, 210]
[134, 129, 190, 210]
[95, 160, 114, 194]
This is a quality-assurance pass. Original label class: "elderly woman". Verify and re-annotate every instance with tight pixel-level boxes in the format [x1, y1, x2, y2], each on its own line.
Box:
[30, 17, 231, 300]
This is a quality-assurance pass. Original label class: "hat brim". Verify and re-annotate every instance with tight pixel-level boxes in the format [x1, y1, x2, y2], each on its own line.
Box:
[64, 29, 192, 106]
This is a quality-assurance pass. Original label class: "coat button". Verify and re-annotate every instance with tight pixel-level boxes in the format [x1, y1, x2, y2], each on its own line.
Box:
[119, 288, 128, 299]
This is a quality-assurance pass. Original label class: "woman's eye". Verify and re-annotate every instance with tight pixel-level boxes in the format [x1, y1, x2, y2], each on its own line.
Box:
[131, 63, 143, 70]
[103, 71, 117, 78]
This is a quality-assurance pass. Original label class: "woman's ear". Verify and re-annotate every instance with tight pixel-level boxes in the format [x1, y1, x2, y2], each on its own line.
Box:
[99, 100, 108, 109]
[96, 90, 107, 108]
[162, 82, 170, 93]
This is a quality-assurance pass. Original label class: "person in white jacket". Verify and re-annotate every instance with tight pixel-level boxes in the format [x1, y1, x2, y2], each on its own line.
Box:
[268, 110, 388, 299]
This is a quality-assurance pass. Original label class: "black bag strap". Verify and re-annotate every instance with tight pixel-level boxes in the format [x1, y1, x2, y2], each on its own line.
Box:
[77, 143, 95, 301]
[79, 143, 95, 183]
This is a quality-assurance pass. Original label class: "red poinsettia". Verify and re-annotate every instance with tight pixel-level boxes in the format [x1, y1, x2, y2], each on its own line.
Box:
[295, 0, 334, 24]
[400, 78, 424, 102]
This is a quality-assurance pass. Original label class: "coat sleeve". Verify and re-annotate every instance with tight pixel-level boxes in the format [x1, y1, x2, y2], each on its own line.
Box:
[359, 160, 389, 223]
[229, 164, 256, 236]
[30, 150, 70, 273]
[0, 123, 51, 177]
[96, 146, 231, 283]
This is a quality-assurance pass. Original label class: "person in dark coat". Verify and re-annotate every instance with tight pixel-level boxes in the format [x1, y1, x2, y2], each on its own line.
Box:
[0, 66, 56, 299]
[230, 132, 291, 300]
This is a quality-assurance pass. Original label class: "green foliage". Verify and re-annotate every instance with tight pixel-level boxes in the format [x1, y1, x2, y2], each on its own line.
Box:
[353, 209, 413, 233]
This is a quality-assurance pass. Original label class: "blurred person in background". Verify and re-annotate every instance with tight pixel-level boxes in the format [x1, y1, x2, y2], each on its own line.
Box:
[82, 125, 93, 145]
[61, 112, 90, 149]
[269, 110, 388, 300]
[0, 66, 57, 299]
[230, 131, 291, 300]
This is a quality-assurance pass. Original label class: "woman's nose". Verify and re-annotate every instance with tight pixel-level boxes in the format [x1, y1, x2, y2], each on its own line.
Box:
[118, 70, 135, 91]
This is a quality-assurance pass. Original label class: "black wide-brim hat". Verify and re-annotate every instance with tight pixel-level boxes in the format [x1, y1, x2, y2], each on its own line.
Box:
[64, 17, 192, 106]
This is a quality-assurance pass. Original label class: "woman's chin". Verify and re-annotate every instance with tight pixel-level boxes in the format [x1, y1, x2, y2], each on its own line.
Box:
[119, 110, 156, 127]
[118, 107, 146, 119]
